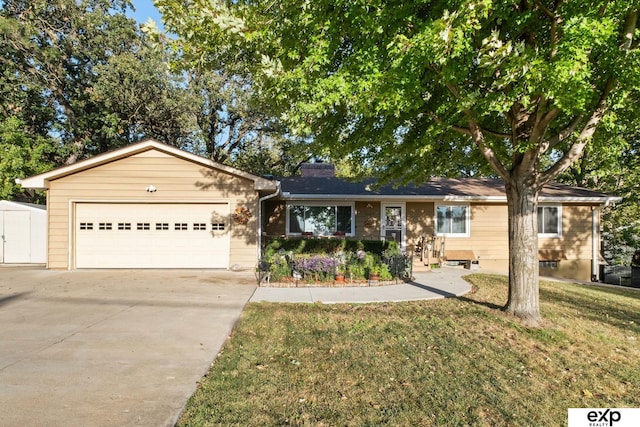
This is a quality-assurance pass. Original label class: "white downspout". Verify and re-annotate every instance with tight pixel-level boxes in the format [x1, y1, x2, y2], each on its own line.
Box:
[591, 197, 618, 281]
[592, 206, 600, 282]
[258, 181, 281, 261]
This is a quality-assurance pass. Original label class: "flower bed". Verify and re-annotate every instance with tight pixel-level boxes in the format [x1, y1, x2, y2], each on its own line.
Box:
[259, 238, 412, 287]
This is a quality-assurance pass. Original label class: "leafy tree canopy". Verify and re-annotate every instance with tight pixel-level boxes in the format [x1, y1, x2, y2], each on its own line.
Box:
[158, 0, 639, 184]
[560, 99, 640, 264]
[0, 0, 141, 164]
[158, 0, 640, 324]
[0, 0, 310, 202]
[0, 117, 53, 202]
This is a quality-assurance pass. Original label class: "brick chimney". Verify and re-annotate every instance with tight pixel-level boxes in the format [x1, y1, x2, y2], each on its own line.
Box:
[300, 162, 335, 177]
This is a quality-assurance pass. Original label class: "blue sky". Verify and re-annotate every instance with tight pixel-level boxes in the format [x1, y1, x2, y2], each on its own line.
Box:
[127, 0, 164, 29]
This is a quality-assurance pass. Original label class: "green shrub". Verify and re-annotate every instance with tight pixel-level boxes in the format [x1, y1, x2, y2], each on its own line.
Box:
[379, 264, 393, 281]
[347, 262, 366, 280]
[264, 238, 399, 257]
[265, 252, 293, 282]
[262, 238, 407, 282]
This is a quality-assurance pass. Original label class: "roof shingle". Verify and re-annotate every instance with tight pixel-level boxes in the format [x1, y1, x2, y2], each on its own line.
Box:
[278, 177, 615, 202]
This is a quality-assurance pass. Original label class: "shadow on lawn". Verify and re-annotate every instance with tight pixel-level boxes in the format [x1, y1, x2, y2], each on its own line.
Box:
[540, 285, 640, 334]
[456, 295, 504, 311]
[450, 275, 640, 335]
[405, 280, 458, 298]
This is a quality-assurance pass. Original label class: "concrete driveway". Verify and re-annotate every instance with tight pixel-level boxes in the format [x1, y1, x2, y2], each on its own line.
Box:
[0, 267, 256, 427]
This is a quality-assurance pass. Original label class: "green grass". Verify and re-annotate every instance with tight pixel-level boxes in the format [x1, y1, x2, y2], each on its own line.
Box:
[178, 275, 640, 426]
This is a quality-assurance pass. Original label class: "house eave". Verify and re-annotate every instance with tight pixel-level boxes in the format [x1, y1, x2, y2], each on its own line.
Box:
[281, 194, 620, 204]
[282, 194, 505, 201]
[539, 196, 622, 205]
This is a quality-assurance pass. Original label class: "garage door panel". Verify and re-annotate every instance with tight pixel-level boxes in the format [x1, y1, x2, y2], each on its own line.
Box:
[75, 203, 229, 268]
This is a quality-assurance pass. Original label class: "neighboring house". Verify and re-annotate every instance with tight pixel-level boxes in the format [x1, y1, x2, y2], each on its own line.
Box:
[264, 163, 619, 282]
[19, 139, 619, 282]
[18, 140, 277, 270]
[0, 200, 47, 264]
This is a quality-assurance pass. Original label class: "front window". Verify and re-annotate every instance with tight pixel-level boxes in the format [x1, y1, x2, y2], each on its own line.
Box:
[435, 204, 469, 237]
[538, 205, 562, 237]
[287, 204, 354, 236]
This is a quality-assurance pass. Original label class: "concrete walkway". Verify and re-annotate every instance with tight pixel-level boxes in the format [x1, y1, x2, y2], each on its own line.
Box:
[250, 266, 472, 303]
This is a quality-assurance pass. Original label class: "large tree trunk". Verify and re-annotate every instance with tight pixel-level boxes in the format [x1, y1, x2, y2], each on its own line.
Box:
[504, 176, 542, 326]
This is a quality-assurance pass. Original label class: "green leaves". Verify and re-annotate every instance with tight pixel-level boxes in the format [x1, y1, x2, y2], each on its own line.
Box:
[0, 117, 53, 201]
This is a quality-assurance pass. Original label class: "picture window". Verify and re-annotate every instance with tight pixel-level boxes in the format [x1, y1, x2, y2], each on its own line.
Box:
[538, 205, 562, 237]
[435, 204, 470, 237]
[286, 204, 353, 236]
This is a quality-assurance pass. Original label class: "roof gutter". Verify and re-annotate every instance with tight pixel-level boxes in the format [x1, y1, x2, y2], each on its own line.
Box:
[279, 193, 619, 204]
[603, 196, 622, 207]
[257, 181, 281, 261]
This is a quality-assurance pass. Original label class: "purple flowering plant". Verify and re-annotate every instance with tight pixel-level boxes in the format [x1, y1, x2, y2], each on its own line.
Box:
[293, 255, 339, 282]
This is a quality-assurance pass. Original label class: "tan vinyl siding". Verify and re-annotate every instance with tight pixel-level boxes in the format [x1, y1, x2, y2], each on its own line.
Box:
[47, 150, 258, 269]
[539, 204, 593, 260]
[440, 204, 510, 261]
[406, 202, 434, 253]
[264, 201, 286, 237]
[440, 203, 595, 281]
[539, 205, 595, 282]
[225, 193, 597, 281]
[355, 201, 380, 239]
[542, 260, 592, 282]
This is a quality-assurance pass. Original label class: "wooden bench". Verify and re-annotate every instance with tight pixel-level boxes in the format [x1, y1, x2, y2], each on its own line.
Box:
[444, 250, 477, 269]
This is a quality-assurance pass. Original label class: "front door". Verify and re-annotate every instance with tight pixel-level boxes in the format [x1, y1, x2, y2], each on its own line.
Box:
[0, 212, 3, 263]
[1, 211, 32, 263]
[381, 203, 405, 251]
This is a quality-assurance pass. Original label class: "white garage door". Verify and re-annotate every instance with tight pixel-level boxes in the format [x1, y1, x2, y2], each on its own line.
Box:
[75, 203, 229, 268]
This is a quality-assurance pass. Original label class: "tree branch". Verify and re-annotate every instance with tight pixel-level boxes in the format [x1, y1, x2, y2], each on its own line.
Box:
[534, 1, 563, 58]
[429, 112, 510, 139]
[542, 78, 614, 182]
[435, 79, 511, 179]
[532, 106, 560, 157]
[621, 9, 638, 53]
[468, 120, 510, 180]
[545, 114, 584, 150]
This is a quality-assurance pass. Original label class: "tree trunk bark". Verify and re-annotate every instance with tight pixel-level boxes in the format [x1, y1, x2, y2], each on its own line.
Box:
[504, 176, 542, 326]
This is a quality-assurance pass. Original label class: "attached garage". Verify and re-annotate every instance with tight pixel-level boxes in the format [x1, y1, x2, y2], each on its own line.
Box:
[74, 203, 230, 268]
[0, 200, 47, 264]
[18, 140, 278, 270]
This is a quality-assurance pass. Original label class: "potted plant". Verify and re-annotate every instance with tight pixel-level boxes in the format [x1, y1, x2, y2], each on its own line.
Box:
[362, 253, 378, 281]
[368, 264, 381, 281]
[334, 252, 347, 283]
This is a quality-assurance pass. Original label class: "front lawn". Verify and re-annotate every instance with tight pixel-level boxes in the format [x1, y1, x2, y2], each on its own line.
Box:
[178, 275, 640, 426]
